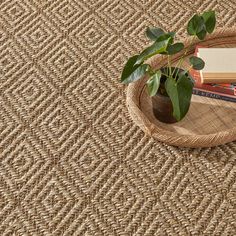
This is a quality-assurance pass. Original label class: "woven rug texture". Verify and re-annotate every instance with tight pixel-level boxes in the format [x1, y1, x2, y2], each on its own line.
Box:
[0, 0, 236, 235]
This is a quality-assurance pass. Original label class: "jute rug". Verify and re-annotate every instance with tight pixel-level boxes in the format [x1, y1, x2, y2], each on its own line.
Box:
[0, 0, 235, 235]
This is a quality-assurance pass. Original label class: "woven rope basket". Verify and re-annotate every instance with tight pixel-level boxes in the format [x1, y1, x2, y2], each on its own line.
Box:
[127, 29, 236, 148]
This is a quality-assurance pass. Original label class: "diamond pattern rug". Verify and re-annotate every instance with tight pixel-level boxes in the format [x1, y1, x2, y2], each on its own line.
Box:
[0, 0, 236, 235]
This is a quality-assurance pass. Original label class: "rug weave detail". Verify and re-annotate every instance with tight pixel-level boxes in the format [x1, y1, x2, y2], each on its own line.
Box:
[0, 0, 236, 235]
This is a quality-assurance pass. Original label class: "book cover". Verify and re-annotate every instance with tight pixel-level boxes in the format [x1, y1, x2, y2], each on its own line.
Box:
[193, 88, 236, 103]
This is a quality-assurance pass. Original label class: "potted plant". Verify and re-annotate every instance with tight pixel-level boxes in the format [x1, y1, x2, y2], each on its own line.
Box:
[121, 11, 216, 123]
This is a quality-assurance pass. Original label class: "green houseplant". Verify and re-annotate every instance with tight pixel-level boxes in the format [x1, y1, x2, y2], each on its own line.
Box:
[121, 11, 216, 123]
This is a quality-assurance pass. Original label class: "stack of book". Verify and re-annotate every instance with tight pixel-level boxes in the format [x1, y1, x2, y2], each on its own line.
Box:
[191, 46, 236, 103]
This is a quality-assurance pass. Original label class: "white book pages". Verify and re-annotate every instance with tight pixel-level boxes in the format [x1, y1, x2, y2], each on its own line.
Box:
[197, 48, 236, 83]
[198, 48, 236, 74]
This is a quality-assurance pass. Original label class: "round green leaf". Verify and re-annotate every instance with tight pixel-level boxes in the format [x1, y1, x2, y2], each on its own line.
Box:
[146, 70, 162, 96]
[146, 27, 165, 41]
[187, 14, 205, 36]
[121, 64, 150, 84]
[189, 56, 205, 70]
[166, 42, 184, 55]
[196, 27, 207, 40]
[135, 38, 170, 64]
[165, 74, 193, 121]
[121, 55, 140, 83]
[156, 32, 175, 44]
[202, 10, 216, 33]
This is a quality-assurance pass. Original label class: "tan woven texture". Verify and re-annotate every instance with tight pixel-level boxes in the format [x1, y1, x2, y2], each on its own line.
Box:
[0, 0, 236, 235]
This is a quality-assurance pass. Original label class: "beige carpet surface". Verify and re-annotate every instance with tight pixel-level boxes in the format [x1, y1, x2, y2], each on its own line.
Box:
[0, 0, 236, 235]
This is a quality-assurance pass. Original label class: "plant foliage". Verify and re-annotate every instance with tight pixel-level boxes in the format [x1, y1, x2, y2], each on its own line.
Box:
[121, 10, 216, 121]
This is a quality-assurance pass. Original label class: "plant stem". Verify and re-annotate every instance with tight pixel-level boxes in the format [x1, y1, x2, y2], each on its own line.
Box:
[167, 55, 172, 77]
[186, 65, 193, 72]
[172, 57, 184, 79]
[161, 72, 172, 78]
[148, 67, 154, 75]
[172, 35, 196, 79]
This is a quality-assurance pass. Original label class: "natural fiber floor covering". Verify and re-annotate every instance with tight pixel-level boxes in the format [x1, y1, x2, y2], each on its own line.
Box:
[0, 0, 236, 235]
